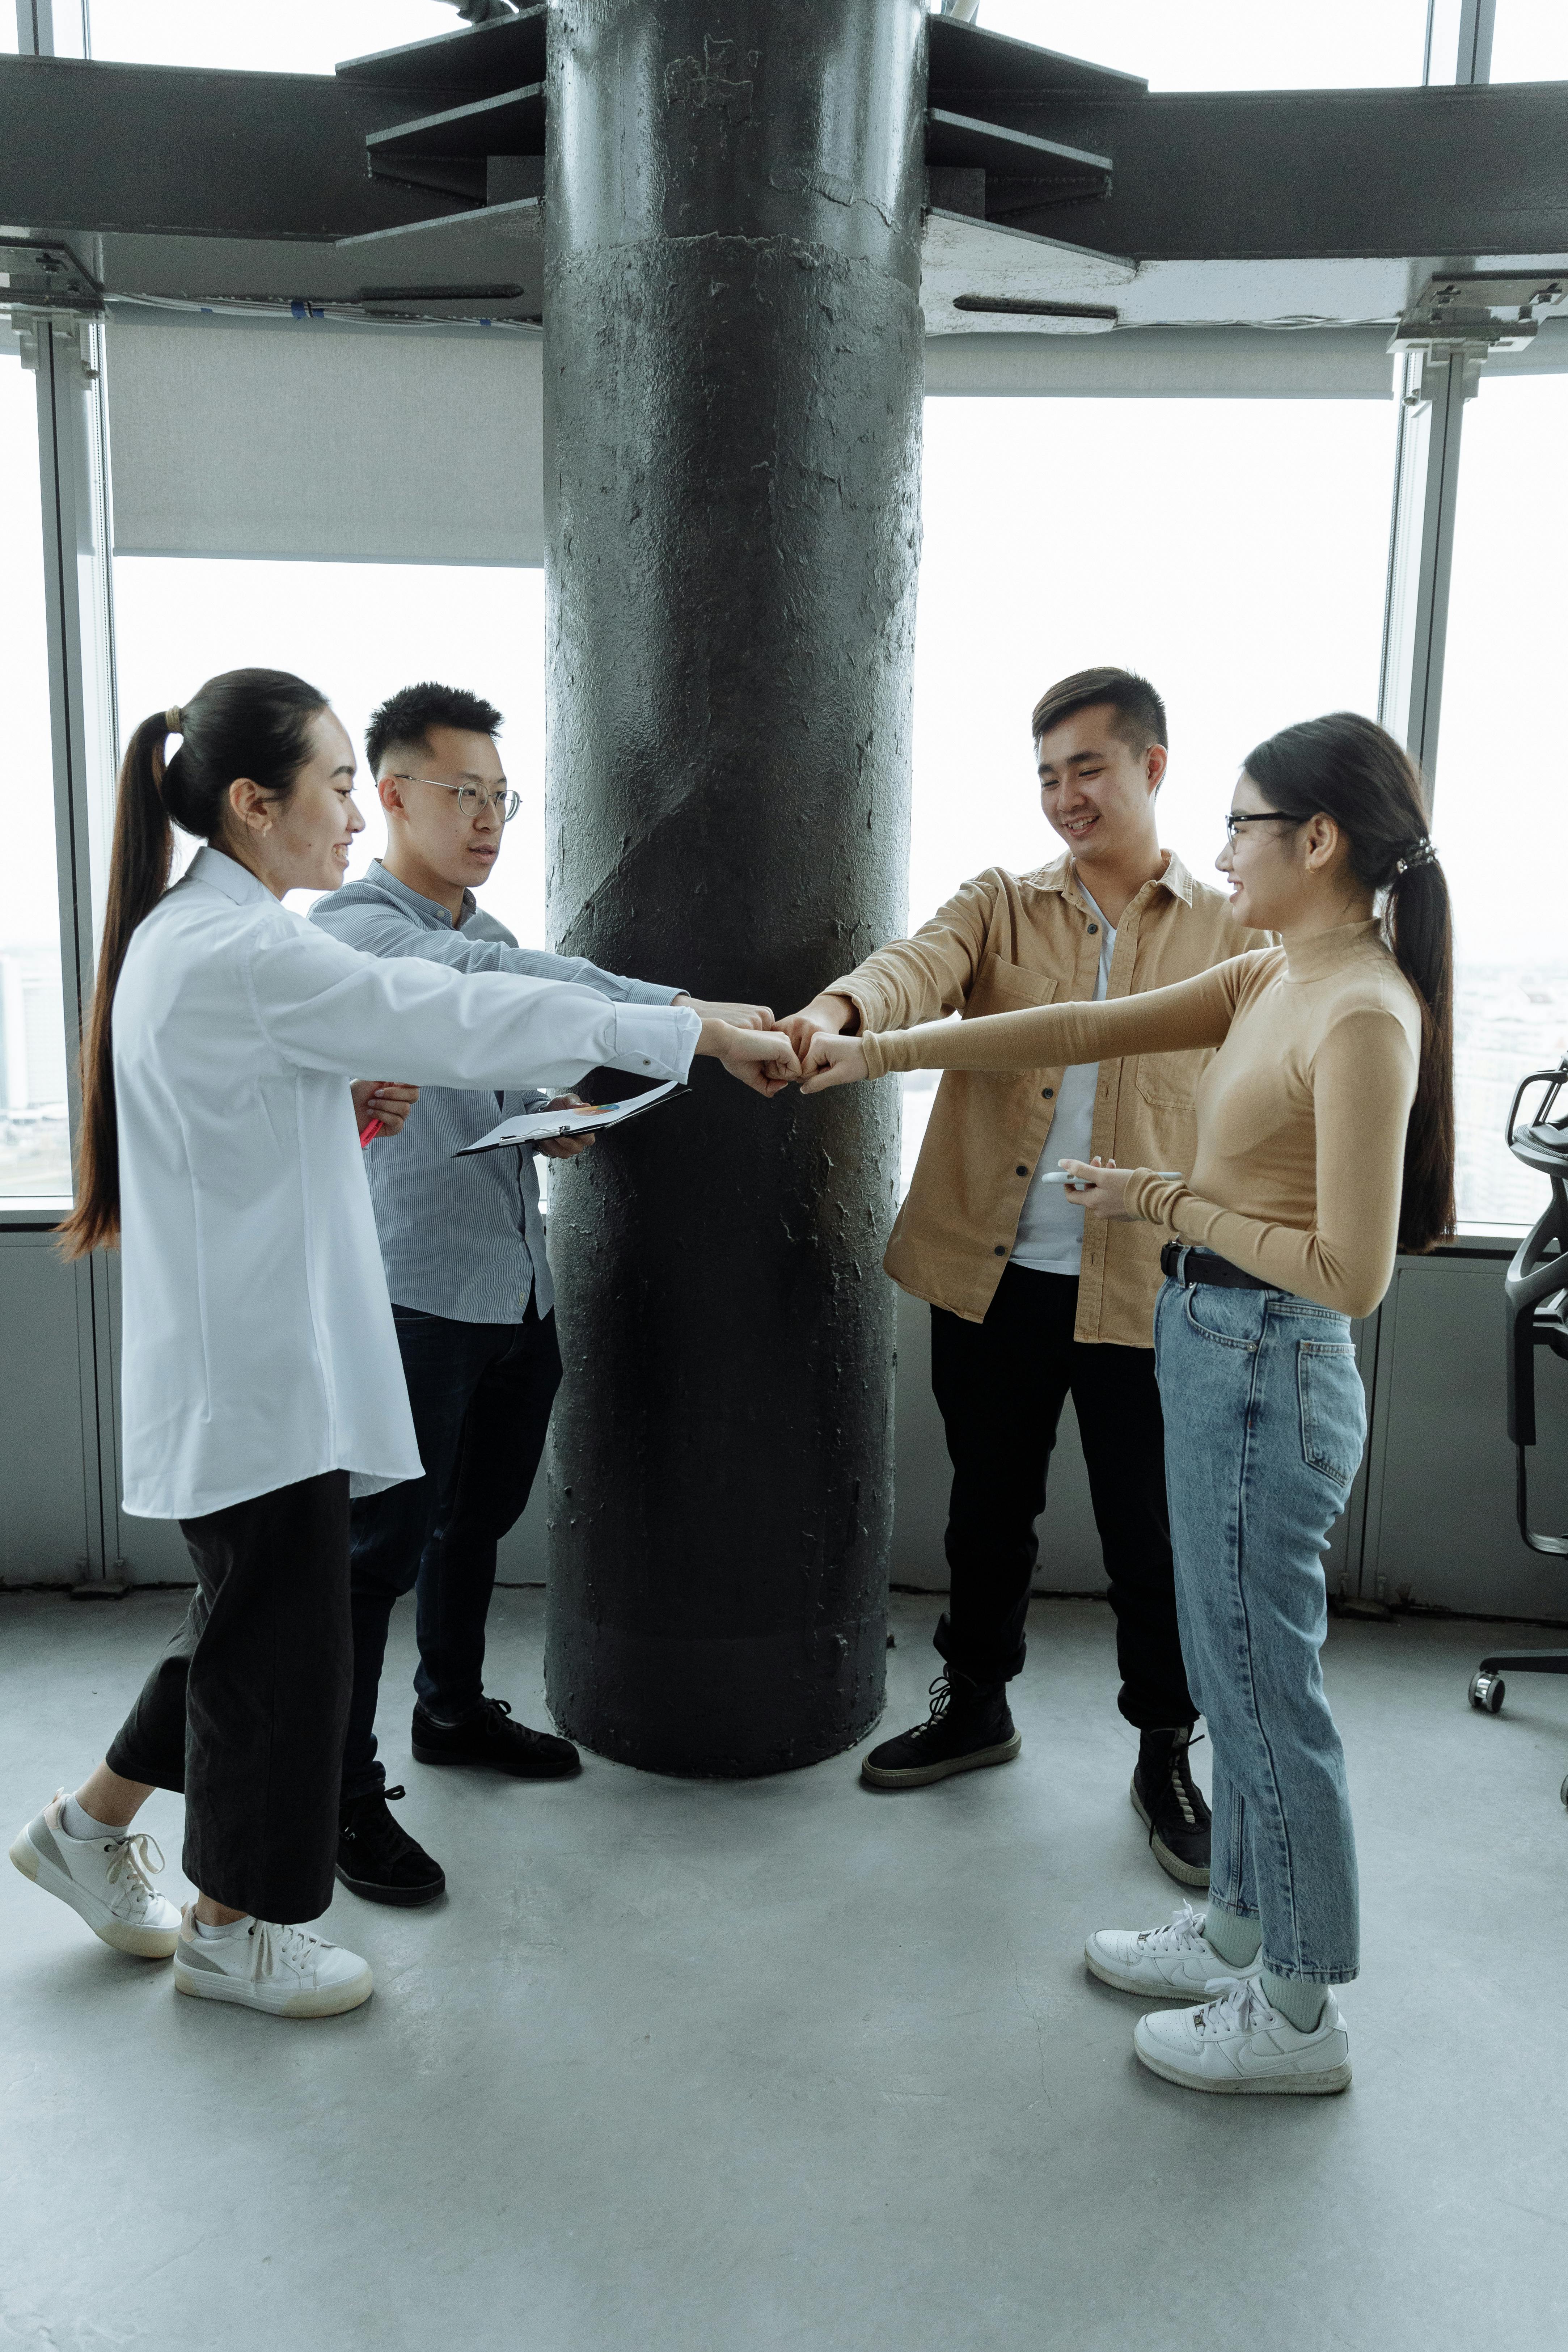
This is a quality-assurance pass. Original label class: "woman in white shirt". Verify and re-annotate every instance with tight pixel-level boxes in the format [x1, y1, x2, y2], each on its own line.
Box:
[9, 666, 797, 2020]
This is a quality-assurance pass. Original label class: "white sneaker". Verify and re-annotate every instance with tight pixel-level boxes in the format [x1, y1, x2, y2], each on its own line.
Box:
[1133, 1975, 1352, 2096]
[9, 1790, 182, 1959]
[172, 1906, 373, 2018]
[1085, 1900, 1262, 1998]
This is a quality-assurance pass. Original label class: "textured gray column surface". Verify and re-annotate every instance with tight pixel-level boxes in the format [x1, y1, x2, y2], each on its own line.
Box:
[542, 0, 926, 1774]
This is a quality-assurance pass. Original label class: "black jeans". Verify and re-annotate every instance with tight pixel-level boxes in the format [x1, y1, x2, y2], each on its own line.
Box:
[106, 1470, 352, 1923]
[341, 1299, 563, 1802]
[929, 1263, 1195, 1730]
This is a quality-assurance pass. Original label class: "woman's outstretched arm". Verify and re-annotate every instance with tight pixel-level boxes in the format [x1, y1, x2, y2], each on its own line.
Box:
[801, 954, 1259, 1091]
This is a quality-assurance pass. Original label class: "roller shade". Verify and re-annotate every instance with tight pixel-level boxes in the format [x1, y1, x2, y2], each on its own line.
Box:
[105, 312, 545, 565]
[924, 325, 1400, 399]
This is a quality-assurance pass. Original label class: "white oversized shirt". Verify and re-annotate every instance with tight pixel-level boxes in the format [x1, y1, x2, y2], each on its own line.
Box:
[114, 848, 700, 1520]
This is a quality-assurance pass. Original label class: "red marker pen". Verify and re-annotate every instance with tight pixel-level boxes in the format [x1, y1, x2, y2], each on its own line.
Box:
[358, 1117, 383, 1148]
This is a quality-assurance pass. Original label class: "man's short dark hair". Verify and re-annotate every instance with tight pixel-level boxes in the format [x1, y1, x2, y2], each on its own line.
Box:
[1031, 666, 1167, 758]
[365, 681, 504, 776]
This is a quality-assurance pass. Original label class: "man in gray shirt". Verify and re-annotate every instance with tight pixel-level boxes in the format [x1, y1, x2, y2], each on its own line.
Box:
[312, 682, 773, 1906]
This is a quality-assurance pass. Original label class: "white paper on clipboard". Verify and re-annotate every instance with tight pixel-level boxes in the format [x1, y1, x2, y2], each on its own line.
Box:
[453, 1081, 688, 1157]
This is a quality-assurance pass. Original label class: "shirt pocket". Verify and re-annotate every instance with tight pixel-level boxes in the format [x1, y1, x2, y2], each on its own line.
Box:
[963, 958, 1060, 1083]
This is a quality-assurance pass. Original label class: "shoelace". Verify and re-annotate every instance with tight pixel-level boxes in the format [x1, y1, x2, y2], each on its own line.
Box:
[344, 1787, 415, 1861]
[1196, 1975, 1276, 2039]
[906, 1673, 955, 1743]
[101, 1833, 166, 1915]
[1164, 1731, 1206, 1829]
[1134, 1899, 1208, 1954]
[240, 1918, 337, 1984]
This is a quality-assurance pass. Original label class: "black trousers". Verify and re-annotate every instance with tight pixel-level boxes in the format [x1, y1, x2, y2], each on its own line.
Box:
[340, 1299, 562, 1802]
[105, 1470, 352, 1924]
[929, 1263, 1195, 1730]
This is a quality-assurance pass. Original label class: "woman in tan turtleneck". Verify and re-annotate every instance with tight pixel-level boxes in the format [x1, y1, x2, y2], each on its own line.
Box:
[803, 711, 1455, 2100]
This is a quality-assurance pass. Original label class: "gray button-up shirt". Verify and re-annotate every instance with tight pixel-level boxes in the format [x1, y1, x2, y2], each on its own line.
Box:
[310, 861, 689, 1324]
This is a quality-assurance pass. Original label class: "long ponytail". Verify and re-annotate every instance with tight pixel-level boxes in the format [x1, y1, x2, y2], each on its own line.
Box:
[1243, 711, 1455, 1255]
[57, 667, 327, 1259]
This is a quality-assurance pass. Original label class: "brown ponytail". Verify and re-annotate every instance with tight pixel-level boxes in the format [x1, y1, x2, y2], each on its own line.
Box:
[1243, 711, 1455, 1255]
[57, 668, 327, 1259]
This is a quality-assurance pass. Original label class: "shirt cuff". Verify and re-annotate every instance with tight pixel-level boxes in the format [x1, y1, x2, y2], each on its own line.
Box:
[825, 980, 876, 1034]
[623, 979, 686, 1007]
[610, 1002, 702, 1082]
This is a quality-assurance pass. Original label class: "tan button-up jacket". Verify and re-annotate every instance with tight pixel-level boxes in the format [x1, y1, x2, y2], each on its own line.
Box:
[828, 851, 1269, 1344]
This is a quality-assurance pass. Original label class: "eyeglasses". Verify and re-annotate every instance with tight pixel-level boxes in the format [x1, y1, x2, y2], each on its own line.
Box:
[391, 774, 521, 823]
[1223, 809, 1299, 843]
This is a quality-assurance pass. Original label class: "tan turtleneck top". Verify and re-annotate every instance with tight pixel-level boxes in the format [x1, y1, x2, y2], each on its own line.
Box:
[862, 920, 1422, 1320]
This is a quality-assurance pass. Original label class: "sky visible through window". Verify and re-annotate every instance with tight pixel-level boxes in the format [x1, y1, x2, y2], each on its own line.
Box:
[945, 1, 1429, 88]
[51, 378, 1568, 1233]
[0, 358, 72, 1198]
[112, 561, 550, 945]
[900, 393, 1395, 1190]
[1437, 373, 1568, 1227]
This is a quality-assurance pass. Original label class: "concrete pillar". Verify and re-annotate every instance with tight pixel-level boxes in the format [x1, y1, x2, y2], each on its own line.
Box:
[542, 0, 926, 1773]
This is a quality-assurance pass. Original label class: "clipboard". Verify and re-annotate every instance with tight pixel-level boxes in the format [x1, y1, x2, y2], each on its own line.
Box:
[453, 1081, 688, 1157]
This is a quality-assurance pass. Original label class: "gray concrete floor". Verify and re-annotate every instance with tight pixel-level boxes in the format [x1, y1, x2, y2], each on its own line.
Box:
[2, 1590, 1565, 2352]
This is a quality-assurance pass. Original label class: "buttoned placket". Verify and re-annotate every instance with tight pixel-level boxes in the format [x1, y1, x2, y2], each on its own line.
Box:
[994, 875, 1133, 1286]
[1076, 875, 1161, 1336]
[373, 870, 545, 1318]
[988, 900, 1069, 1271]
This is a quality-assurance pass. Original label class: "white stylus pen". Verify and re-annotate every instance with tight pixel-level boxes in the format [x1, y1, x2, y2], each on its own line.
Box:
[1037, 1168, 1183, 1186]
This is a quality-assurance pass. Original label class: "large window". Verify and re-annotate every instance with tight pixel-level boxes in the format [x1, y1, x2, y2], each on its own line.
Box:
[1436, 374, 1568, 1228]
[963, 1, 1430, 89]
[0, 353, 72, 1199]
[903, 392, 1396, 1187]
[1491, 0, 1568, 80]
[111, 559, 548, 945]
[86, 1, 457, 73]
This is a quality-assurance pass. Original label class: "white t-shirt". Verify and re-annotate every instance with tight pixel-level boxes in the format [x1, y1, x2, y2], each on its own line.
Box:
[1010, 882, 1115, 1279]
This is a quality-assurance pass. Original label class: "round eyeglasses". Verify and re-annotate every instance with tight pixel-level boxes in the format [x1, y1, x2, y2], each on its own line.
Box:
[392, 774, 521, 823]
[1223, 808, 1299, 843]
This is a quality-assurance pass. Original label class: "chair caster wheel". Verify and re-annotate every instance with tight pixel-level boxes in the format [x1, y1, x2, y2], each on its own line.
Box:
[1469, 1671, 1505, 1714]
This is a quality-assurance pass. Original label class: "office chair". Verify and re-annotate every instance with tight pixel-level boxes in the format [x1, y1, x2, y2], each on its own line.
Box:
[1467, 1058, 1568, 1807]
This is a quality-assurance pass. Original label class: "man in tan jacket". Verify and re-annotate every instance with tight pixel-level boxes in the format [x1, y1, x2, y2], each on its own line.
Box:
[782, 667, 1268, 1885]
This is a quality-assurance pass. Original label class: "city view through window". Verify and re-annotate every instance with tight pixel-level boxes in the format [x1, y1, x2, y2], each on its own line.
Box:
[7, 354, 1563, 1233]
[1440, 373, 1568, 1229]
[0, 355, 72, 1199]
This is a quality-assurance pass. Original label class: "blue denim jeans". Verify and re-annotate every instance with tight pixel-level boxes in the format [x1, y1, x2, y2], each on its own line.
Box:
[1153, 1277, 1366, 1986]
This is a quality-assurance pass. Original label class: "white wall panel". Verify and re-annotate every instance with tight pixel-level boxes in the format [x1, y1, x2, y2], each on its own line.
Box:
[106, 317, 544, 566]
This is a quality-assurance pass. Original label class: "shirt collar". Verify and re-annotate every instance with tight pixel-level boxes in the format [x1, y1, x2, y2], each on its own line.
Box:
[185, 845, 277, 909]
[1032, 847, 1193, 915]
[365, 857, 477, 932]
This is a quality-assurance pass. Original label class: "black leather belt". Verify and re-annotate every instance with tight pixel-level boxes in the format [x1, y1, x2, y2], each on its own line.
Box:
[1159, 1242, 1275, 1293]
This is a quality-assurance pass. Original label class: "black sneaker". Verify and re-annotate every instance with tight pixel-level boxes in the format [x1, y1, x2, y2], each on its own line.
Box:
[860, 1667, 1020, 1790]
[1131, 1727, 1212, 1888]
[410, 1695, 581, 1781]
[335, 1786, 446, 1908]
